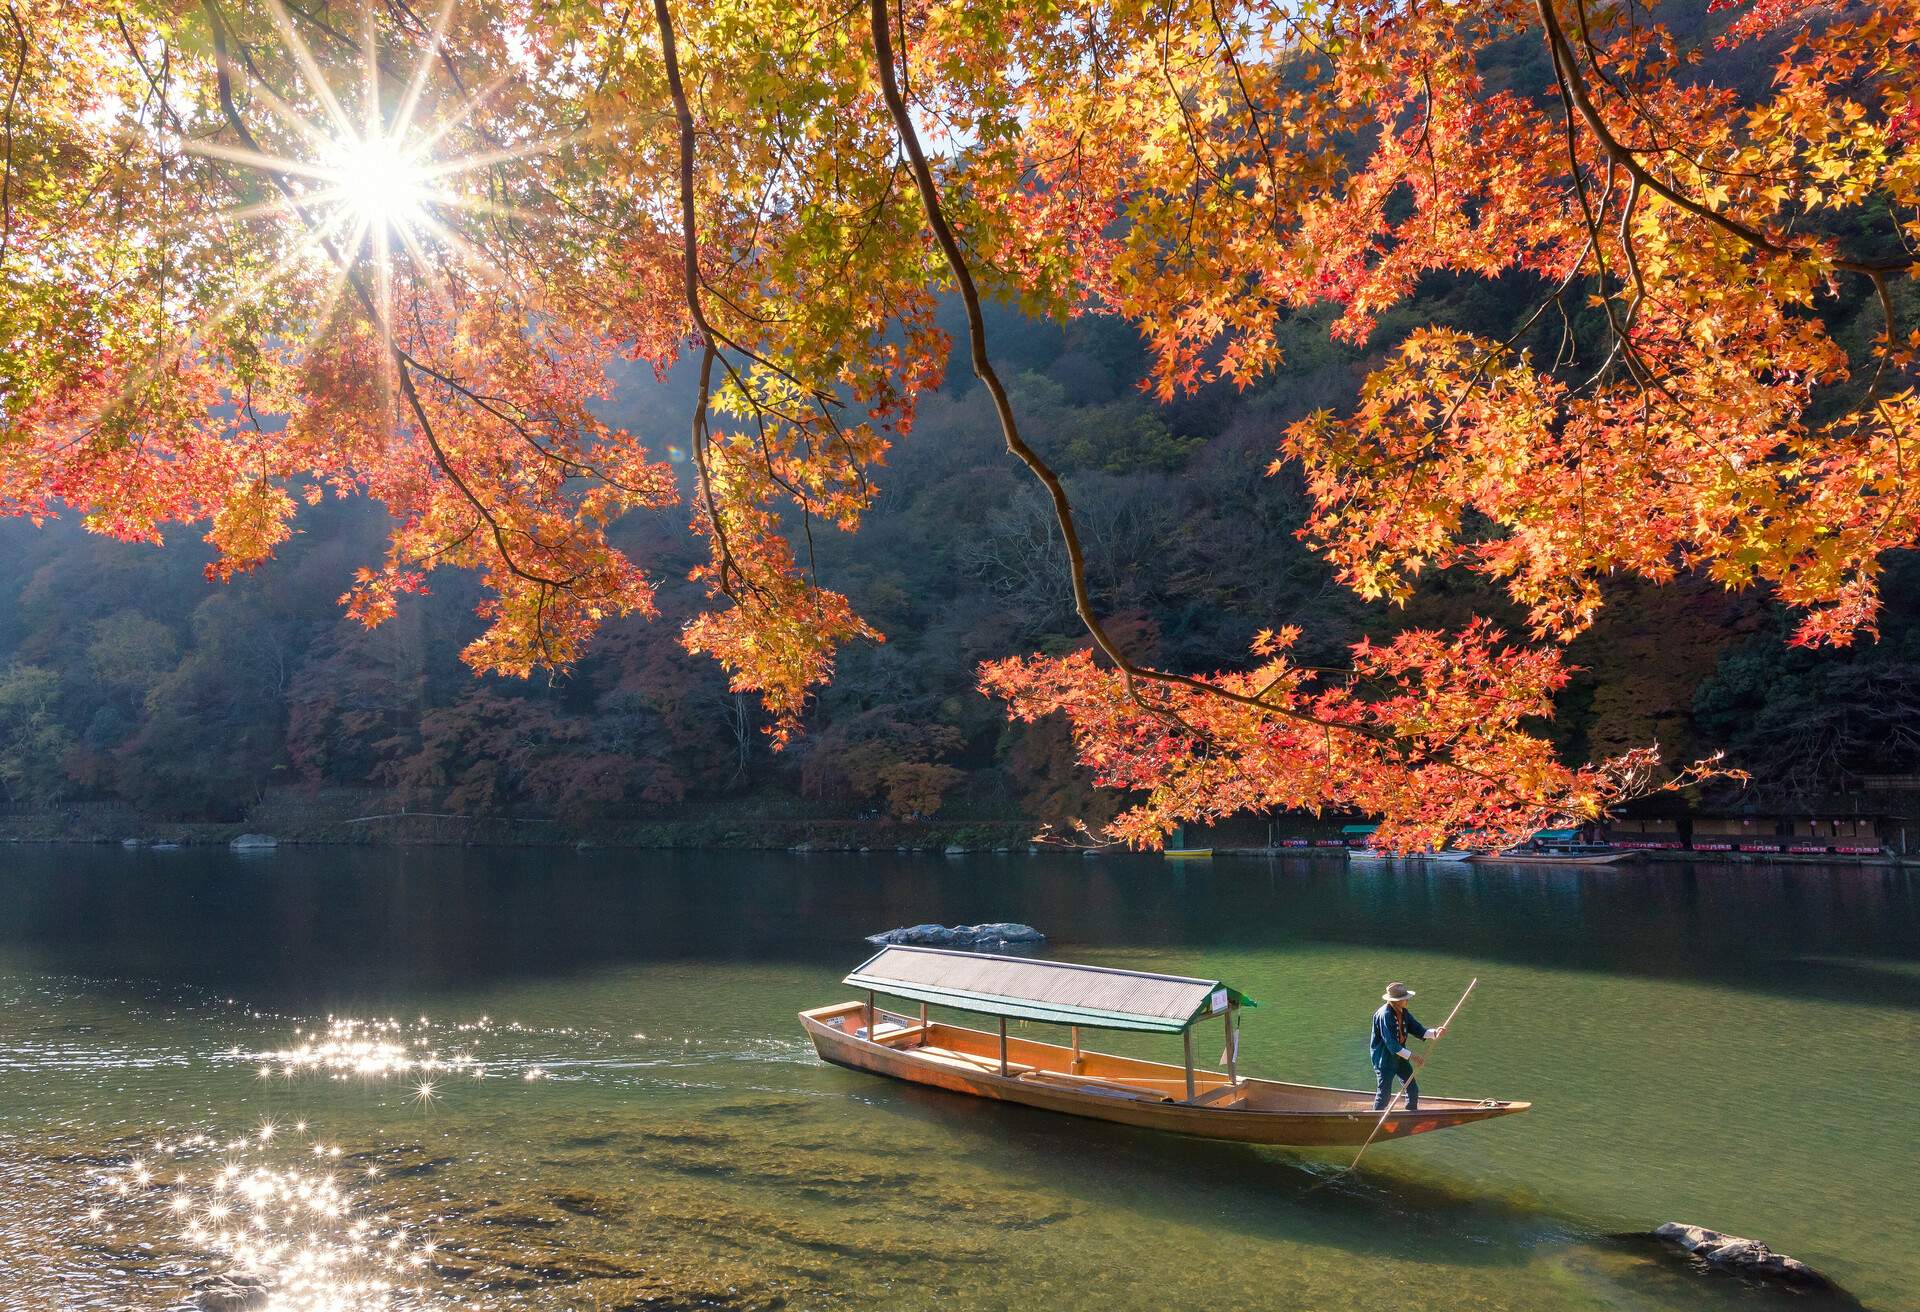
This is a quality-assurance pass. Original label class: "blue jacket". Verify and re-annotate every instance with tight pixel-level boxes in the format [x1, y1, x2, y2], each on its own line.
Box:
[1370, 1003, 1428, 1070]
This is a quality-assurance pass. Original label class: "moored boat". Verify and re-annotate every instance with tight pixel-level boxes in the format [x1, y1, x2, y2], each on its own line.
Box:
[1469, 846, 1634, 866]
[801, 947, 1529, 1147]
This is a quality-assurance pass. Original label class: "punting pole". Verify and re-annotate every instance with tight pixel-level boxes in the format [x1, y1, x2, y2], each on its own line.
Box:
[1346, 977, 1478, 1172]
[1223, 1007, 1238, 1086]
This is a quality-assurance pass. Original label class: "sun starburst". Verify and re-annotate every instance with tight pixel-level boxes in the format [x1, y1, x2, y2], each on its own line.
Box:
[179, 0, 579, 350]
[323, 132, 433, 237]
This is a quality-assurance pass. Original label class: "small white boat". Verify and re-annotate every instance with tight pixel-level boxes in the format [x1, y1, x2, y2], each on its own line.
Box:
[1349, 847, 1474, 863]
[1469, 847, 1633, 866]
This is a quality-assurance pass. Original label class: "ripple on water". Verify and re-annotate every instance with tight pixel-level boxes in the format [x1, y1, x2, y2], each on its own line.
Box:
[3, 895, 1910, 1312]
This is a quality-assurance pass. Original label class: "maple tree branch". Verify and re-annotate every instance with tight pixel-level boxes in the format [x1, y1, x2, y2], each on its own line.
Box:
[202, 0, 576, 593]
[653, 0, 779, 611]
[0, 3, 24, 273]
[868, 0, 1635, 827]
[867, 0, 1387, 742]
[1204, 0, 1280, 220]
[652, 0, 846, 428]
[655, 0, 715, 353]
[1538, 0, 1908, 284]
[389, 347, 644, 494]
[653, 29, 833, 406]
[690, 345, 759, 602]
[1540, 0, 1777, 253]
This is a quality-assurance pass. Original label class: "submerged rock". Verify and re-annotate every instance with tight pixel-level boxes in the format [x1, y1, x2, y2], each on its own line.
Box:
[191, 1274, 267, 1311]
[1650, 1222, 1837, 1290]
[228, 833, 278, 851]
[864, 923, 1045, 948]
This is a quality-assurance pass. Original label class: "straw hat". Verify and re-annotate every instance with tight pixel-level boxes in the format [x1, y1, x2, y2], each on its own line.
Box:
[1382, 981, 1415, 1002]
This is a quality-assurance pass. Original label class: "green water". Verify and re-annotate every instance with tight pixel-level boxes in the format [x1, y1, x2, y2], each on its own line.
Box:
[1, 847, 1915, 1310]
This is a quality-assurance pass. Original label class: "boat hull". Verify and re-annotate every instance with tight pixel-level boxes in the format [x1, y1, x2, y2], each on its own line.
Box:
[1468, 850, 1633, 866]
[801, 1003, 1528, 1148]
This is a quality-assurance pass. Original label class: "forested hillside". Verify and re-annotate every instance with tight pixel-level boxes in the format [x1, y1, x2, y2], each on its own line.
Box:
[4, 282, 1917, 835]
[7, 0, 1920, 840]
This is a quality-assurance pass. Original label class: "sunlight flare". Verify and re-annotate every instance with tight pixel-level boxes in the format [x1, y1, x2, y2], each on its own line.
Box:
[324, 133, 432, 238]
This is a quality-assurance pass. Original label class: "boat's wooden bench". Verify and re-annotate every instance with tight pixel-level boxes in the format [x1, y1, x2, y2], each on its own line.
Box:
[913, 1044, 1036, 1077]
[1019, 1070, 1173, 1103]
[910, 1047, 1176, 1105]
[1186, 1082, 1246, 1107]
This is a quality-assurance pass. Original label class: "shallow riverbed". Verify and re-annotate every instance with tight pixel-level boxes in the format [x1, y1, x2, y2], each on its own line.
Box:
[1, 846, 1914, 1310]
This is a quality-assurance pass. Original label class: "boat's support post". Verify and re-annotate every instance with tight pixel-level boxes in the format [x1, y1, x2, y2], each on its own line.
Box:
[1182, 1028, 1196, 1101]
[867, 990, 876, 1040]
[1224, 1007, 1238, 1086]
[918, 1001, 928, 1032]
[1070, 1026, 1083, 1074]
[998, 1017, 1010, 1076]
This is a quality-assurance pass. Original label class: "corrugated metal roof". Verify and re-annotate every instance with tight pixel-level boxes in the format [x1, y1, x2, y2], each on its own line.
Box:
[843, 946, 1255, 1033]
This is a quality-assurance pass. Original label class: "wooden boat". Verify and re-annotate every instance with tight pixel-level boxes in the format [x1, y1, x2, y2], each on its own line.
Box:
[1469, 847, 1633, 866]
[801, 947, 1529, 1147]
[1350, 847, 1474, 864]
[1164, 847, 1213, 860]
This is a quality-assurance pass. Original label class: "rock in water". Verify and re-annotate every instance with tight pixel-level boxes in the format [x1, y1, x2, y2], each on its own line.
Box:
[229, 833, 279, 851]
[865, 923, 1046, 948]
[192, 1274, 268, 1311]
[1651, 1222, 1836, 1290]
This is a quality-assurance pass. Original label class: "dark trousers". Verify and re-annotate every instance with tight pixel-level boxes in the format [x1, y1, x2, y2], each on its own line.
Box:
[1373, 1056, 1418, 1111]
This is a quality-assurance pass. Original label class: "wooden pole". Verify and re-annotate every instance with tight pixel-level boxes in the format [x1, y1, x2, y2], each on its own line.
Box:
[1224, 1008, 1238, 1086]
[1182, 1028, 1196, 1101]
[1347, 977, 1478, 1171]
[867, 990, 876, 1040]
[1070, 1025, 1082, 1074]
[919, 1001, 928, 1031]
[998, 1016, 1009, 1076]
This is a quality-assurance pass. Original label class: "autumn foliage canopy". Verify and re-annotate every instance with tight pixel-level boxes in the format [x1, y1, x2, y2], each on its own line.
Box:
[3, 0, 1916, 846]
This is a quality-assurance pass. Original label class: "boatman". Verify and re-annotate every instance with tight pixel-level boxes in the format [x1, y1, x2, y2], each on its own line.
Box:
[1371, 982, 1445, 1111]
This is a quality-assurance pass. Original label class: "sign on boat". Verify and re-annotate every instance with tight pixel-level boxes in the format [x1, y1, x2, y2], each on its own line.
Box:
[800, 946, 1530, 1147]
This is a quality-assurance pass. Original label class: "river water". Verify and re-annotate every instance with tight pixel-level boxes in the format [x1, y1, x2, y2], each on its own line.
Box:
[0, 846, 1914, 1311]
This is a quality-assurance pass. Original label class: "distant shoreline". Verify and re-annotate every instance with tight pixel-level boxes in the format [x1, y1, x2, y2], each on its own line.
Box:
[4, 823, 1915, 868]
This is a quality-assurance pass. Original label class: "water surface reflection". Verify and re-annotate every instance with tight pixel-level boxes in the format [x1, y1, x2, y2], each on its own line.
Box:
[0, 847, 1912, 1311]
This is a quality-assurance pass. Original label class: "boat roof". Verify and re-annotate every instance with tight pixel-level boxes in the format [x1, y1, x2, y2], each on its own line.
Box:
[843, 946, 1256, 1034]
